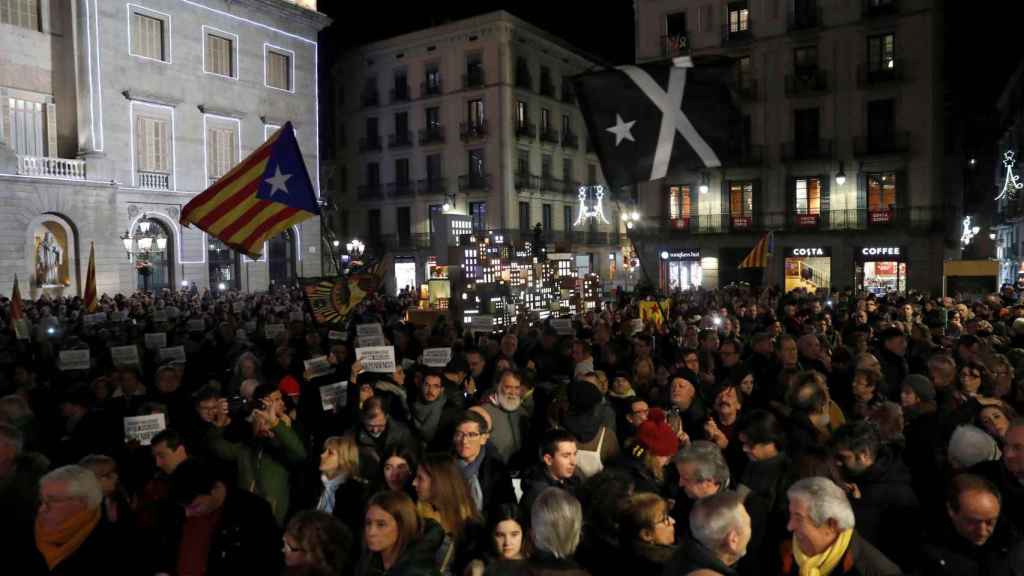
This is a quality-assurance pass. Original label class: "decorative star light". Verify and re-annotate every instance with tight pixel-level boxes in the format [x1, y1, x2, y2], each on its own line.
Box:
[996, 150, 1023, 201]
[605, 114, 636, 146]
[574, 185, 611, 227]
[961, 215, 980, 247]
[265, 166, 292, 197]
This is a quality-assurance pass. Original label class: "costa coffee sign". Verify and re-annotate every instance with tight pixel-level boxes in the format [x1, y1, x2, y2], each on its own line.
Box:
[786, 247, 831, 257]
[859, 246, 904, 260]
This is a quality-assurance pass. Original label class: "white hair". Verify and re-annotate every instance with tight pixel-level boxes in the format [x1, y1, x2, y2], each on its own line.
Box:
[531, 488, 583, 559]
[40, 465, 103, 510]
[689, 491, 747, 552]
[787, 477, 855, 531]
[673, 440, 730, 488]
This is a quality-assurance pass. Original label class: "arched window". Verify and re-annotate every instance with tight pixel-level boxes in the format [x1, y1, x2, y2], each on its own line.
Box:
[207, 238, 240, 291]
[132, 217, 173, 292]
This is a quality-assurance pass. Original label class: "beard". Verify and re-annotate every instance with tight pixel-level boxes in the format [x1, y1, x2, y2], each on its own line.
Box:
[498, 393, 522, 412]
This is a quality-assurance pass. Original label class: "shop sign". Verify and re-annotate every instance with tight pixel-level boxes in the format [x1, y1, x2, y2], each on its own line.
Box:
[671, 217, 690, 230]
[860, 247, 901, 257]
[795, 214, 819, 228]
[731, 216, 752, 229]
[667, 249, 700, 260]
[868, 209, 892, 224]
[787, 247, 831, 257]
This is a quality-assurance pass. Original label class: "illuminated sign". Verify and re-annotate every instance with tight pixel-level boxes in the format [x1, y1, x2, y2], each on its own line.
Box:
[861, 247, 900, 256]
[787, 247, 829, 257]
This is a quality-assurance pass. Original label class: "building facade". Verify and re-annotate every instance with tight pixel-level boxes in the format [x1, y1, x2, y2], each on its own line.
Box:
[0, 0, 329, 299]
[331, 11, 633, 296]
[633, 0, 957, 294]
[993, 61, 1024, 288]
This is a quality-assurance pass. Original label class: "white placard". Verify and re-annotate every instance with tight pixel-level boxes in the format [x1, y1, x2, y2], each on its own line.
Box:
[551, 318, 574, 336]
[59, 349, 90, 371]
[244, 320, 257, 333]
[264, 323, 286, 339]
[319, 381, 348, 411]
[83, 312, 107, 326]
[357, 323, 384, 339]
[187, 319, 205, 332]
[111, 345, 140, 367]
[355, 346, 397, 373]
[512, 478, 524, 503]
[123, 414, 166, 446]
[304, 355, 333, 378]
[328, 330, 348, 341]
[152, 310, 168, 323]
[290, 311, 305, 322]
[110, 310, 128, 322]
[469, 315, 493, 333]
[144, 332, 167, 350]
[159, 345, 186, 363]
[358, 335, 388, 348]
[422, 347, 452, 368]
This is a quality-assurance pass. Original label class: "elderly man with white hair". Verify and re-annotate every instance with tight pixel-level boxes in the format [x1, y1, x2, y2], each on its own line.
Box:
[781, 477, 900, 576]
[665, 491, 752, 576]
[32, 464, 122, 573]
[526, 487, 587, 574]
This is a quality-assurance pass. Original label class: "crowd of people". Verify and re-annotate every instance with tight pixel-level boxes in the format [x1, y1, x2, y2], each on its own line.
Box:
[1, 281, 1024, 575]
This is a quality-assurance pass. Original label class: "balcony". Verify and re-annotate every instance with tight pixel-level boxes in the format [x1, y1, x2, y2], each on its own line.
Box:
[515, 69, 533, 91]
[661, 34, 689, 59]
[736, 77, 759, 101]
[858, 60, 906, 87]
[361, 89, 379, 108]
[785, 69, 829, 96]
[540, 80, 556, 98]
[563, 180, 582, 196]
[459, 173, 490, 191]
[515, 122, 536, 140]
[561, 84, 575, 104]
[727, 144, 764, 166]
[463, 68, 485, 89]
[515, 173, 539, 191]
[788, 6, 822, 32]
[540, 176, 562, 193]
[137, 171, 170, 190]
[418, 178, 447, 195]
[359, 136, 381, 152]
[388, 132, 413, 149]
[16, 155, 86, 180]
[781, 139, 833, 162]
[421, 79, 443, 97]
[862, 0, 899, 20]
[459, 120, 488, 141]
[721, 22, 754, 46]
[651, 207, 954, 236]
[854, 131, 911, 157]
[539, 127, 560, 145]
[357, 184, 382, 200]
[562, 131, 579, 150]
[418, 126, 445, 145]
[386, 181, 414, 197]
[390, 84, 410, 104]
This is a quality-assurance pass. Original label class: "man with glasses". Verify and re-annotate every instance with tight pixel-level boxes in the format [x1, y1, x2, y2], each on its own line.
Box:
[453, 410, 515, 518]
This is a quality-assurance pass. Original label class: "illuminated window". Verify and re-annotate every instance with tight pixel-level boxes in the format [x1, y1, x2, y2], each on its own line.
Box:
[728, 2, 749, 33]
[668, 186, 692, 220]
[729, 181, 753, 216]
[795, 178, 821, 214]
[868, 33, 895, 72]
[867, 173, 896, 211]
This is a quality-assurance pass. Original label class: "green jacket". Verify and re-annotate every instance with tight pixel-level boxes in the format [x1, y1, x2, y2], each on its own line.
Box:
[205, 422, 307, 525]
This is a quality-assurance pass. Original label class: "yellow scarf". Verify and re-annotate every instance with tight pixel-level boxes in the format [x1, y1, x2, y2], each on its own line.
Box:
[792, 529, 853, 576]
[35, 506, 101, 569]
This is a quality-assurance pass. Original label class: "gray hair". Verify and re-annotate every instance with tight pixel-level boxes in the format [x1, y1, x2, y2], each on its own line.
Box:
[40, 465, 103, 510]
[673, 440, 730, 488]
[531, 488, 583, 559]
[786, 477, 855, 531]
[690, 491, 748, 552]
[0, 423, 23, 454]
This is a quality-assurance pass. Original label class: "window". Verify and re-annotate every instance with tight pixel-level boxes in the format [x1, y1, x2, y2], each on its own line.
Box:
[204, 30, 235, 77]
[429, 204, 442, 236]
[736, 56, 752, 83]
[699, 4, 712, 32]
[6, 97, 45, 156]
[368, 209, 381, 241]
[366, 162, 380, 186]
[265, 47, 292, 91]
[867, 173, 896, 211]
[470, 202, 487, 232]
[131, 11, 167, 62]
[562, 114, 571, 135]
[540, 66, 553, 95]
[425, 107, 440, 130]
[393, 69, 408, 100]
[426, 154, 441, 182]
[365, 117, 379, 140]
[868, 33, 896, 72]
[543, 204, 553, 231]
[728, 2, 749, 33]
[729, 181, 753, 216]
[425, 64, 441, 94]
[668, 185, 692, 220]
[564, 205, 573, 230]
[135, 115, 170, 173]
[516, 101, 528, 127]
[397, 207, 411, 244]
[541, 109, 551, 132]
[542, 154, 553, 177]
[867, 99, 895, 144]
[394, 111, 409, 137]
[563, 158, 574, 184]
[795, 177, 821, 214]
[517, 151, 530, 175]
[395, 158, 410, 184]
[206, 124, 238, 180]
[794, 46, 818, 72]
[520, 202, 531, 231]
[794, 108, 820, 150]
[466, 54, 483, 86]
[666, 11, 687, 37]
[467, 99, 484, 125]
[468, 149, 485, 179]
[1, 0, 39, 30]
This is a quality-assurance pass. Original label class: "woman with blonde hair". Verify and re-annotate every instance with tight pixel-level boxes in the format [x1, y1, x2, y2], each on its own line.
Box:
[315, 435, 371, 537]
[282, 510, 353, 575]
[413, 453, 483, 575]
[619, 492, 677, 573]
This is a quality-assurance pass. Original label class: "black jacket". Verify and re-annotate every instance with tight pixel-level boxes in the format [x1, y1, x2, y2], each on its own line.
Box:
[519, 465, 581, 521]
[663, 537, 738, 576]
[355, 517, 445, 576]
[29, 519, 130, 575]
[846, 447, 920, 569]
[920, 519, 1024, 576]
[971, 459, 1024, 532]
[622, 540, 675, 576]
[355, 417, 419, 468]
[467, 445, 517, 521]
[875, 348, 908, 401]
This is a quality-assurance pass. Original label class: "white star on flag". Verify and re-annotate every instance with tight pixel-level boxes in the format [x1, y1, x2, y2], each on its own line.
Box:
[606, 114, 636, 146]
[265, 166, 292, 196]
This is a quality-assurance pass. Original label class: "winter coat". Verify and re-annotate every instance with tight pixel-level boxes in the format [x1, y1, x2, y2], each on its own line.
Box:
[622, 540, 676, 575]
[971, 459, 1024, 532]
[355, 417, 419, 468]
[779, 531, 900, 576]
[846, 446, 920, 569]
[28, 519, 131, 575]
[663, 536, 738, 576]
[482, 402, 530, 466]
[920, 519, 1024, 576]
[875, 348, 908, 401]
[519, 465, 581, 521]
[470, 445, 517, 522]
[355, 517, 445, 576]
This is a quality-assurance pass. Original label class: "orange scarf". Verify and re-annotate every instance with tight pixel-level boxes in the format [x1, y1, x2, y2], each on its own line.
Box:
[35, 506, 101, 569]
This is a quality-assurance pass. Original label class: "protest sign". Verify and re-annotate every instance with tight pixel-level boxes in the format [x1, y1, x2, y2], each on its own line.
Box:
[123, 414, 166, 446]
[159, 346, 186, 363]
[110, 310, 128, 322]
[59, 349, 90, 371]
[152, 310, 168, 323]
[319, 382, 348, 411]
[422, 347, 452, 368]
[469, 315, 493, 333]
[111, 345, 140, 367]
[630, 318, 644, 336]
[357, 323, 384, 339]
[550, 318, 574, 336]
[83, 312, 107, 326]
[144, 332, 167, 350]
[264, 323, 285, 339]
[304, 356, 333, 378]
[358, 335, 388, 347]
[355, 346, 396, 373]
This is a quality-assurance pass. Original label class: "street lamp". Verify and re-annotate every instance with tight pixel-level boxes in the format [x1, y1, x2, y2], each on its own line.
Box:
[835, 162, 847, 186]
[698, 172, 709, 194]
[346, 239, 365, 259]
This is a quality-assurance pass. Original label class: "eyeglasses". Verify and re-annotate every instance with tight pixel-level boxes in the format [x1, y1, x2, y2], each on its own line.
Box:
[454, 431, 482, 441]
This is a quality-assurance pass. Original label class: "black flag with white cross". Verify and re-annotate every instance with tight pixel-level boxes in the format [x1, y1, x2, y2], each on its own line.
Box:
[572, 56, 740, 190]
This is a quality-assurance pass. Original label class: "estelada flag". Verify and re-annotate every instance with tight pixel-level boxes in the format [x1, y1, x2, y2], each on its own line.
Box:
[83, 242, 97, 313]
[639, 301, 665, 328]
[739, 232, 773, 269]
[180, 122, 319, 258]
[304, 273, 385, 326]
[10, 275, 29, 340]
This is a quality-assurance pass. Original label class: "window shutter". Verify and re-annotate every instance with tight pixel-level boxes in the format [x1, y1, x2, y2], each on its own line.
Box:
[45, 101, 56, 156]
[820, 174, 831, 227]
[135, 115, 145, 172]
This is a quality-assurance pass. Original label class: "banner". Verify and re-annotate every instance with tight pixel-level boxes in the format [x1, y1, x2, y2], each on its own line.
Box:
[144, 332, 167, 350]
[59, 349, 90, 371]
[319, 381, 348, 411]
[639, 301, 665, 328]
[111, 345, 140, 368]
[422, 347, 452, 368]
[159, 346, 186, 363]
[124, 413, 166, 446]
[355, 346, 397, 373]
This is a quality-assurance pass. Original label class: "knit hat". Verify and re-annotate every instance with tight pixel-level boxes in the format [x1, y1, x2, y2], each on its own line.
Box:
[948, 425, 1001, 469]
[636, 408, 679, 457]
[568, 379, 603, 411]
[901, 374, 935, 403]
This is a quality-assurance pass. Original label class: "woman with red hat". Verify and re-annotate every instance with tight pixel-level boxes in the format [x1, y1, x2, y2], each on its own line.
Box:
[614, 408, 680, 495]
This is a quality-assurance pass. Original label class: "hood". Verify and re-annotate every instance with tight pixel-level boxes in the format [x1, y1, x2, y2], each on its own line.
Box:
[563, 407, 603, 443]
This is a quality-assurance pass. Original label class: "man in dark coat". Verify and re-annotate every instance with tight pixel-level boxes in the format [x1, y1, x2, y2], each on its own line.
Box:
[875, 327, 909, 400]
[520, 428, 581, 519]
[167, 458, 281, 575]
[408, 372, 461, 453]
[971, 420, 1024, 526]
[664, 491, 751, 576]
[920, 473, 1024, 576]
[453, 410, 515, 521]
[355, 396, 418, 469]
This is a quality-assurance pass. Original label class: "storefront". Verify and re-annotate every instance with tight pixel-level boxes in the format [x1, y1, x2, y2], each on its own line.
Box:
[661, 249, 702, 291]
[393, 256, 417, 296]
[855, 246, 906, 295]
[784, 247, 831, 294]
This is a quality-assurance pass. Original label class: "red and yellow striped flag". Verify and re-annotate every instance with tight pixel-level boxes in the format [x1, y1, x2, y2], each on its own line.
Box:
[738, 232, 772, 269]
[11, 275, 29, 340]
[83, 242, 97, 313]
[180, 123, 319, 258]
